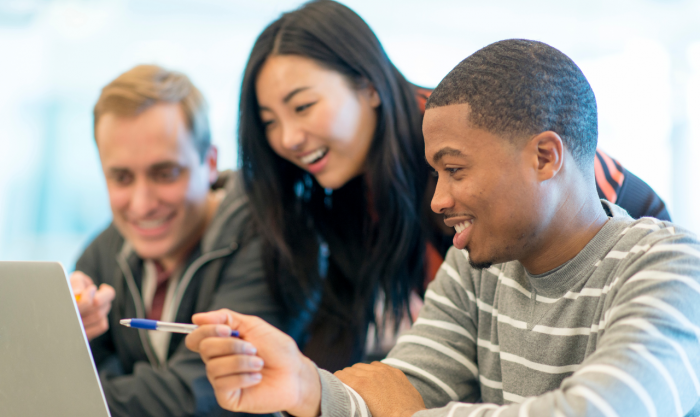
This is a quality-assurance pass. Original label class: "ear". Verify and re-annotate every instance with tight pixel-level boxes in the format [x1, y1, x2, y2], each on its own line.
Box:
[205, 145, 218, 185]
[530, 131, 564, 182]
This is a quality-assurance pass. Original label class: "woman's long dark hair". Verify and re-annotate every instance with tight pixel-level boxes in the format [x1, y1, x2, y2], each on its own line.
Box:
[239, 0, 430, 364]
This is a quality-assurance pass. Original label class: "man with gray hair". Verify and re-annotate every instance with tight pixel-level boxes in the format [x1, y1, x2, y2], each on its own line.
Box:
[71, 65, 283, 416]
[185, 40, 700, 417]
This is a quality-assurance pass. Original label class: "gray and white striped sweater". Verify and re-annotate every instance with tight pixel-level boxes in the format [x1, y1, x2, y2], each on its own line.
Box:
[318, 201, 700, 417]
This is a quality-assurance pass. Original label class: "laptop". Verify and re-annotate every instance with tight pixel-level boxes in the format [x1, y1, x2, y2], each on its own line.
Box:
[0, 262, 111, 417]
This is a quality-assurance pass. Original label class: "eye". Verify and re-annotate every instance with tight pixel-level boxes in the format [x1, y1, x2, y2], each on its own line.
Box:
[151, 167, 183, 183]
[295, 102, 316, 113]
[261, 119, 275, 130]
[112, 171, 133, 186]
[446, 167, 461, 175]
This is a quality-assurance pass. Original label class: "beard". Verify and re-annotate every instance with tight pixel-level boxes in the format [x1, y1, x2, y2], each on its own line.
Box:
[464, 244, 493, 270]
[468, 259, 493, 270]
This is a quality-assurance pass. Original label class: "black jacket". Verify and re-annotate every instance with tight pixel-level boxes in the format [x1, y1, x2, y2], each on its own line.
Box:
[76, 171, 283, 417]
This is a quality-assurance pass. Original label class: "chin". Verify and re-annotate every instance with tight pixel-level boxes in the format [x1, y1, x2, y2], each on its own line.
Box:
[468, 259, 493, 270]
[130, 239, 172, 261]
[315, 174, 351, 190]
[465, 246, 493, 270]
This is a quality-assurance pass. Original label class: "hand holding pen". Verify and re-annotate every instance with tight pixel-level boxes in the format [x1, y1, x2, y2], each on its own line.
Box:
[183, 309, 321, 416]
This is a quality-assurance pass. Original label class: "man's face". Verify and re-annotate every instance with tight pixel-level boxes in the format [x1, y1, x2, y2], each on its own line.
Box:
[96, 102, 216, 264]
[424, 103, 543, 269]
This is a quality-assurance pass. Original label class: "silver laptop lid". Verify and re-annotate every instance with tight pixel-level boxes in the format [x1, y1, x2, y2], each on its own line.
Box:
[0, 262, 111, 417]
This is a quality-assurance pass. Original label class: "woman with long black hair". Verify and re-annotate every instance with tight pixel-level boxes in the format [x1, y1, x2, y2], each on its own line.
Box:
[237, 0, 670, 372]
[239, 0, 448, 372]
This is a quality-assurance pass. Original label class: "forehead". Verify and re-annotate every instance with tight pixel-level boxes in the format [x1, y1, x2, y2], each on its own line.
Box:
[423, 103, 511, 162]
[96, 102, 194, 166]
[255, 55, 345, 101]
[423, 103, 472, 152]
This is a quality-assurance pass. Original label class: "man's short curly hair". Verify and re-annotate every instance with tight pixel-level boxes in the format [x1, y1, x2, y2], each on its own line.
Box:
[426, 39, 598, 170]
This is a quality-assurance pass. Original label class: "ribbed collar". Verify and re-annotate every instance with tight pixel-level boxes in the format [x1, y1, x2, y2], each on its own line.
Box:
[524, 200, 633, 298]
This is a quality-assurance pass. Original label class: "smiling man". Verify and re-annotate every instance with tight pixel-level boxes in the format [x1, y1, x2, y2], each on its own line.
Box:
[71, 65, 283, 416]
[184, 40, 700, 417]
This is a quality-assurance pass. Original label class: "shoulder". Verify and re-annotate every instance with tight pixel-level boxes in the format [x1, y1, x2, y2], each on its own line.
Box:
[74, 223, 125, 283]
[601, 210, 700, 294]
[203, 170, 255, 250]
[594, 149, 670, 221]
[437, 246, 506, 300]
[77, 223, 124, 259]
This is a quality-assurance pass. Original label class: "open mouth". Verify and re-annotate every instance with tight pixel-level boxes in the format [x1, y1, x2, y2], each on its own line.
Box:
[454, 220, 472, 234]
[132, 212, 176, 232]
[300, 147, 329, 165]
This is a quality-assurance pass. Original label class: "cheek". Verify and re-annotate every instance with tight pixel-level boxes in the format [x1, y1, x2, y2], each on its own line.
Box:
[323, 98, 363, 145]
[161, 181, 194, 207]
[265, 128, 286, 158]
[107, 186, 131, 213]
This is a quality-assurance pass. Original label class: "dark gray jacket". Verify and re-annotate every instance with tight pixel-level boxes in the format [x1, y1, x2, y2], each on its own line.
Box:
[76, 171, 282, 417]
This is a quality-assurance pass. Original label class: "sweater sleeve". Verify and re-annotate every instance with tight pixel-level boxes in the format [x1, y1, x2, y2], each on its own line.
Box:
[318, 232, 700, 417]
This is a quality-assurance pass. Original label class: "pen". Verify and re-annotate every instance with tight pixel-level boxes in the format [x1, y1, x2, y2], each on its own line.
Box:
[120, 319, 240, 337]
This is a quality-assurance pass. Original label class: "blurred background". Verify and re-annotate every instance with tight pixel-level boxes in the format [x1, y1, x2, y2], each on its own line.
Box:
[1, 0, 699, 270]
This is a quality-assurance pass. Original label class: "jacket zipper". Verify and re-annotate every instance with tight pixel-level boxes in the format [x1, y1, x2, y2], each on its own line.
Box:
[117, 243, 237, 369]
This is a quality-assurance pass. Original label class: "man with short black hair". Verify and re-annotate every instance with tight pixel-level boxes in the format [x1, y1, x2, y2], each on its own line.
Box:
[72, 64, 283, 416]
[185, 40, 700, 417]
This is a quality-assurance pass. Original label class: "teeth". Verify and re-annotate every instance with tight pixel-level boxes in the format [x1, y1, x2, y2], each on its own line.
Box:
[136, 217, 168, 229]
[454, 220, 472, 234]
[300, 148, 328, 165]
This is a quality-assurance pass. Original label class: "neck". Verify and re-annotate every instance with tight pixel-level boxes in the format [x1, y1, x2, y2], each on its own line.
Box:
[520, 186, 608, 275]
[156, 190, 224, 272]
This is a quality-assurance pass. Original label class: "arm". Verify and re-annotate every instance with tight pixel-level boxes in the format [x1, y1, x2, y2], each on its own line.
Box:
[99, 235, 285, 417]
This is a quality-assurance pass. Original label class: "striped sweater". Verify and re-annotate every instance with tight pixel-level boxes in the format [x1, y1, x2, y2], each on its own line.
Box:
[318, 201, 700, 417]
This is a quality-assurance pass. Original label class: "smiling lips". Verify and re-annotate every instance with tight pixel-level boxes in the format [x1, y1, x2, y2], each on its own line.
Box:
[130, 212, 176, 237]
[299, 147, 329, 165]
[299, 147, 330, 174]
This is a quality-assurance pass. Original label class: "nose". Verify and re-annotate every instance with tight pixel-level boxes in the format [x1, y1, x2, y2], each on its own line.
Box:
[128, 177, 159, 218]
[430, 175, 455, 214]
[280, 121, 306, 151]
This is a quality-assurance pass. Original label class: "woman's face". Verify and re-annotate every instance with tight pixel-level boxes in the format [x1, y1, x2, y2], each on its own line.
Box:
[256, 55, 380, 190]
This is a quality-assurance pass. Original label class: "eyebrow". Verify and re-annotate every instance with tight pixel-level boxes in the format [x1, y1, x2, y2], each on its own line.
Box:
[149, 161, 181, 170]
[107, 162, 181, 174]
[283, 86, 311, 103]
[432, 147, 465, 164]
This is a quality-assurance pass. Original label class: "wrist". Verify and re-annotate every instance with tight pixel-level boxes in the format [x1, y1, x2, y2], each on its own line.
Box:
[288, 356, 321, 417]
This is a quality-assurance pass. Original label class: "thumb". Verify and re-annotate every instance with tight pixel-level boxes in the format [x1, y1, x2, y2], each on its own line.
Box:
[192, 309, 238, 326]
[95, 284, 116, 304]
